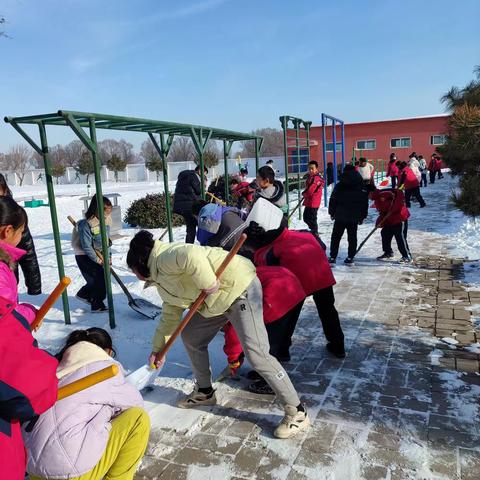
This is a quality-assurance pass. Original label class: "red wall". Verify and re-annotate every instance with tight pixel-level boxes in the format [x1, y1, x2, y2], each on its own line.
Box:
[309, 115, 449, 172]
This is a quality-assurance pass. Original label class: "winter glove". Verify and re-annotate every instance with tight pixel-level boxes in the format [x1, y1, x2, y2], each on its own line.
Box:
[149, 352, 166, 370]
[203, 280, 220, 296]
[229, 352, 244, 376]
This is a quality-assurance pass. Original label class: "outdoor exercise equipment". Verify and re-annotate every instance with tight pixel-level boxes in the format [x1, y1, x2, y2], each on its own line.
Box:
[279, 115, 312, 218]
[321, 113, 346, 206]
[5, 110, 262, 328]
[31, 276, 71, 331]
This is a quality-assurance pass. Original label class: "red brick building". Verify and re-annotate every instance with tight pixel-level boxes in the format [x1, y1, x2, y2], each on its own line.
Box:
[309, 114, 449, 171]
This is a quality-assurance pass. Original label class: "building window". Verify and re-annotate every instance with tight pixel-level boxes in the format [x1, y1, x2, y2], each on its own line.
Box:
[430, 135, 446, 145]
[356, 139, 376, 150]
[325, 141, 343, 152]
[390, 137, 411, 148]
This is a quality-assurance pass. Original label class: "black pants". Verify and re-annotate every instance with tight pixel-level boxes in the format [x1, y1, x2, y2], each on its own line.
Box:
[75, 255, 106, 308]
[330, 221, 358, 259]
[405, 187, 426, 207]
[312, 286, 344, 348]
[429, 171, 436, 184]
[303, 207, 319, 235]
[391, 176, 398, 189]
[421, 172, 428, 187]
[437, 170, 443, 179]
[381, 222, 410, 258]
[181, 212, 198, 244]
[265, 302, 303, 360]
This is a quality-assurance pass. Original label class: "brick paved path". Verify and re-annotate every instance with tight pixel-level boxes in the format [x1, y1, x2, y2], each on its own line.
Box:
[136, 180, 480, 480]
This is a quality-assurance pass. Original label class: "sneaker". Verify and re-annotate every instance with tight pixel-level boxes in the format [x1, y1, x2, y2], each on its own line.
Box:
[248, 379, 274, 395]
[75, 292, 91, 305]
[377, 253, 394, 260]
[326, 342, 346, 358]
[177, 385, 217, 409]
[344, 257, 354, 265]
[91, 302, 108, 313]
[328, 257, 336, 264]
[274, 405, 310, 439]
[399, 257, 412, 264]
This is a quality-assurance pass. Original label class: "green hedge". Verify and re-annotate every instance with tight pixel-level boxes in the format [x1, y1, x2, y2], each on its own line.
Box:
[124, 193, 184, 229]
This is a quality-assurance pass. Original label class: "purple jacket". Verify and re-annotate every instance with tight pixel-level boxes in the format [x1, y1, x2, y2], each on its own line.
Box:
[23, 342, 144, 479]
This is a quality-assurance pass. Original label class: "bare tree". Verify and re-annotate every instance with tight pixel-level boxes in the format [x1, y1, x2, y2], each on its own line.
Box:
[140, 139, 163, 180]
[168, 136, 196, 163]
[98, 139, 134, 166]
[193, 140, 221, 168]
[64, 140, 87, 167]
[239, 128, 283, 157]
[1, 145, 34, 185]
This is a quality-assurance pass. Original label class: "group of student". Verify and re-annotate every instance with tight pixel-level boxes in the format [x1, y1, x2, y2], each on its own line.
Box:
[0, 150, 442, 478]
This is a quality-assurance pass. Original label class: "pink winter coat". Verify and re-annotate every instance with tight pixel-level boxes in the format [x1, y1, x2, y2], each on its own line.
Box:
[0, 242, 37, 324]
[24, 342, 144, 479]
[254, 229, 336, 295]
[222, 266, 306, 363]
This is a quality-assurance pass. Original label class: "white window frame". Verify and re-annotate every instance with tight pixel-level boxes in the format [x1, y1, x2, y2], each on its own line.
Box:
[430, 135, 446, 145]
[356, 139, 376, 150]
[325, 141, 343, 152]
[390, 137, 411, 148]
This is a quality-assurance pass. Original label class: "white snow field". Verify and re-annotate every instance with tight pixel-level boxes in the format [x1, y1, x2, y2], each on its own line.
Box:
[16, 173, 480, 479]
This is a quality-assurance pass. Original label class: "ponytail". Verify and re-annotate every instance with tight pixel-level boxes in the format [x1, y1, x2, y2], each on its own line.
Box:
[126, 230, 154, 278]
[56, 327, 115, 361]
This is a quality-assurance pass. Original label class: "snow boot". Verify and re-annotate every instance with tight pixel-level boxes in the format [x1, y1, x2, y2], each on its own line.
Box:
[328, 257, 336, 264]
[177, 385, 217, 409]
[344, 257, 354, 265]
[377, 253, 394, 260]
[274, 404, 310, 439]
[399, 257, 412, 264]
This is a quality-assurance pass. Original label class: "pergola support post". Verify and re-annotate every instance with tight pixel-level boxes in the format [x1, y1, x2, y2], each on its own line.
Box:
[37, 122, 71, 325]
[280, 116, 290, 214]
[149, 132, 174, 242]
[190, 128, 212, 199]
[223, 140, 234, 202]
[87, 118, 115, 329]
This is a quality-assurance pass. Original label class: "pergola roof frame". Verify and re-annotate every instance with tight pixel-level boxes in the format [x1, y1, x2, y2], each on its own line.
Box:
[5, 109, 263, 329]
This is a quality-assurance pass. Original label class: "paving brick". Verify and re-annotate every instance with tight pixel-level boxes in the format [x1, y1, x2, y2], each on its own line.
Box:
[454, 309, 471, 320]
[360, 464, 389, 480]
[456, 358, 479, 373]
[459, 448, 480, 480]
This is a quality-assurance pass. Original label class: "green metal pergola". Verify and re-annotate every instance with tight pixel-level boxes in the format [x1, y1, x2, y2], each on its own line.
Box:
[4, 110, 263, 329]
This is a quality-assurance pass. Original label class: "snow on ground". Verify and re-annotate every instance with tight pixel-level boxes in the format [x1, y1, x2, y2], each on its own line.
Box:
[15, 172, 480, 478]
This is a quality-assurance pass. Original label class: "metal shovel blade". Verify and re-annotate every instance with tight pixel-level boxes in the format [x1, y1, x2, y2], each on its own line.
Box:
[129, 298, 161, 320]
[126, 364, 161, 391]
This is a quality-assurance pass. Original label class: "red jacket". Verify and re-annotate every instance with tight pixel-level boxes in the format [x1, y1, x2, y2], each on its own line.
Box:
[232, 182, 254, 203]
[386, 161, 399, 177]
[302, 173, 324, 208]
[371, 189, 410, 226]
[399, 166, 419, 189]
[223, 266, 306, 363]
[254, 229, 336, 296]
[0, 296, 58, 480]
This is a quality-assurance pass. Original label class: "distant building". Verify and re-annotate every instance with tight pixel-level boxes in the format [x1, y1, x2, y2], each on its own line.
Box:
[288, 115, 449, 173]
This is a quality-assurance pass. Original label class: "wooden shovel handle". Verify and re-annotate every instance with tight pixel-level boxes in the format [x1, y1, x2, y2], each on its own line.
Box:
[155, 233, 247, 362]
[31, 277, 71, 331]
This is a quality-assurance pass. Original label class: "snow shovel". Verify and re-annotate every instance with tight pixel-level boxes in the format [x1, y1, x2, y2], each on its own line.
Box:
[151, 233, 248, 367]
[126, 364, 161, 392]
[68, 216, 162, 320]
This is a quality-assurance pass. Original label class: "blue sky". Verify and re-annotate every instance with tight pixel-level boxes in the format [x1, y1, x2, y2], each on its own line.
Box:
[1, 0, 479, 150]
